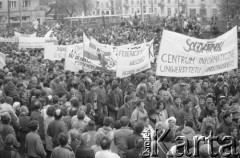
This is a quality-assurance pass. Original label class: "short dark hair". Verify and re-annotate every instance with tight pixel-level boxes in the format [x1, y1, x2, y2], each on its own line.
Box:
[224, 112, 232, 119]
[120, 116, 129, 127]
[135, 137, 144, 149]
[100, 136, 111, 150]
[114, 120, 121, 130]
[98, 79, 104, 86]
[46, 106, 55, 117]
[185, 121, 194, 128]
[52, 95, 59, 104]
[183, 98, 192, 105]
[34, 101, 42, 110]
[58, 132, 69, 146]
[134, 121, 145, 134]
[28, 120, 39, 131]
[1, 114, 11, 124]
[103, 117, 113, 127]
[77, 110, 85, 120]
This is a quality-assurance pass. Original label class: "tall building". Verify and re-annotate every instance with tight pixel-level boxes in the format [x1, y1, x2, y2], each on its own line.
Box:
[0, 0, 45, 26]
[121, 0, 219, 20]
[92, 0, 115, 16]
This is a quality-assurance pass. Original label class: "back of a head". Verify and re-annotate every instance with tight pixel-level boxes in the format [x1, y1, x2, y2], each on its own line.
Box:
[81, 133, 90, 146]
[120, 116, 129, 127]
[135, 137, 144, 149]
[5, 134, 16, 147]
[134, 121, 145, 134]
[77, 110, 85, 120]
[28, 120, 39, 131]
[100, 136, 111, 150]
[54, 109, 63, 120]
[185, 121, 194, 129]
[103, 117, 113, 127]
[58, 132, 69, 147]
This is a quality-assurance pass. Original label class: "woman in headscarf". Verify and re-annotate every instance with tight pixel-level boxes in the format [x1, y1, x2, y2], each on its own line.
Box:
[165, 117, 179, 138]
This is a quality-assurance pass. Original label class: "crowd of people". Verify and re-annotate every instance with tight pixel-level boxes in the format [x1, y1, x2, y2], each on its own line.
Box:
[0, 17, 239, 158]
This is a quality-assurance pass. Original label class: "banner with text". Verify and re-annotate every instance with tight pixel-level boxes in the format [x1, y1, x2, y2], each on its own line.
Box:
[44, 44, 67, 61]
[14, 31, 36, 38]
[116, 44, 151, 78]
[65, 44, 100, 72]
[0, 37, 18, 43]
[156, 27, 238, 77]
[19, 37, 45, 49]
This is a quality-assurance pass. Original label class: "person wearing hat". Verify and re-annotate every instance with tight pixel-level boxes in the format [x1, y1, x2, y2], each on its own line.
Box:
[201, 106, 219, 136]
[214, 76, 228, 104]
[0, 134, 20, 158]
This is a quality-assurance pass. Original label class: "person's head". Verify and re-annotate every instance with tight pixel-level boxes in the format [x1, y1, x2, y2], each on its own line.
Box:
[94, 132, 105, 146]
[28, 120, 39, 132]
[174, 95, 181, 105]
[134, 121, 145, 134]
[58, 132, 69, 146]
[1, 114, 11, 124]
[209, 106, 218, 118]
[120, 116, 129, 127]
[98, 79, 105, 87]
[87, 120, 96, 131]
[20, 106, 29, 116]
[183, 98, 192, 110]
[185, 121, 194, 128]
[199, 95, 206, 106]
[33, 101, 42, 111]
[34, 89, 41, 98]
[217, 76, 224, 85]
[114, 120, 121, 130]
[103, 117, 113, 127]
[202, 80, 209, 89]
[182, 88, 189, 97]
[223, 85, 229, 94]
[162, 91, 171, 101]
[80, 133, 90, 146]
[111, 83, 118, 91]
[156, 100, 165, 111]
[224, 112, 232, 124]
[5, 134, 16, 147]
[221, 100, 229, 110]
[54, 109, 63, 120]
[125, 95, 134, 104]
[46, 106, 55, 117]
[90, 82, 97, 92]
[70, 97, 80, 108]
[230, 127, 238, 138]
[77, 110, 85, 120]
[206, 95, 214, 108]
[100, 136, 111, 150]
[136, 98, 145, 110]
[52, 95, 59, 104]
[5, 96, 13, 105]
[146, 89, 153, 99]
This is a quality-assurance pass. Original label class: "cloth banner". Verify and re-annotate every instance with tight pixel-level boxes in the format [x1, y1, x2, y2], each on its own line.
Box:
[65, 44, 100, 72]
[44, 44, 67, 61]
[14, 31, 36, 38]
[19, 36, 45, 49]
[0, 37, 18, 43]
[44, 29, 53, 38]
[0, 52, 6, 68]
[156, 27, 238, 77]
[145, 39, 155, 63]
[116, 44, 151, 78]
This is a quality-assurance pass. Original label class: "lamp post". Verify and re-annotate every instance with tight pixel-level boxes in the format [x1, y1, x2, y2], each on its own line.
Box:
[19, 0, 22, 28]
[227, 0, 229, 22]
[8, 0, 10, 27]
[141, 0, 144, 22]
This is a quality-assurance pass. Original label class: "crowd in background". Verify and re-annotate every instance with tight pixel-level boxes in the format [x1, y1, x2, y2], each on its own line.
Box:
[0, 16, 239, 158]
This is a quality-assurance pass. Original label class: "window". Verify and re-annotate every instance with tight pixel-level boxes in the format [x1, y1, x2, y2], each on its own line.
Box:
[161, 7, 164, 14]
[97, 10, 100, 15]
[143, 0, 145, 4]
[102, 11, 105, 15]
[149, 0, 151, 4]
[97, 1, 99, 7]
[23, 0, 30, 7]
[149, 8, 153, 13]
[92, 11, 95, 15]
[10, 1, 17, 8]
[175, 0, 177, 4]
[106, 2, 109, 8]
[132, 8, 134, 14]
[0, 2, 2, 9]
[168, 0, 170, 4]
[154, 8, 157, 13]
[154, 0, 157, 4]
[168, 8, 171, 16]
[212, 9, 217, 16]
[106, 11, 109, 15]
[190, 9, 196, 16]
[201, 0, 205, 3]
[143, 6, 146, 13]
[175, 8, 178, 13]
[137, 8, 140, 13]
[191, 0, 194, 4]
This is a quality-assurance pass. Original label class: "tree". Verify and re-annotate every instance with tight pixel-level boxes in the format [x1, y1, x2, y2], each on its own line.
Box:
[218, 0, 240, 20]
[79, 0, 94, 16]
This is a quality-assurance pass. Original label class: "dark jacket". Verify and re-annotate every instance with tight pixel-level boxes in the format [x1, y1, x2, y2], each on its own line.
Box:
[117, 103, 135, 120]
[0, 146, 20, 158]
[3, 81, 18, 98]
[229, 84, 240, 96]
[126, 148, 142, 158]
[215, 120, 237, 136]
[127, 133, 142, 150]
[75, 145, 95, 158]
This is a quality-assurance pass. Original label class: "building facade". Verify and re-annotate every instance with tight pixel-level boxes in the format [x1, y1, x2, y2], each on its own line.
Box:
[0, 0, 45, 26]
[121, 0, 219, 20]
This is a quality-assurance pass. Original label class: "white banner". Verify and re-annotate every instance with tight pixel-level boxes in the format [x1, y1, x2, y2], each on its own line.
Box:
[0, 37, 18, 43]
[116, 45, 151, 78]
[44, 44, 67, 61]
[65, 44, 100, 72]
[145, 39, 155, 63]
[156, 27, 238, 77]
[14, 31, 36, 38]
[19, 36, 45, 49]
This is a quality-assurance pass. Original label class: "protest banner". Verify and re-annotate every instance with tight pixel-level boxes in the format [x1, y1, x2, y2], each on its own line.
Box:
[156, 27, 238, 77]
[145, 39, 155, 63]
[14, 31, 36, 38]
[45, 37, 58, 44]
[0, 52, 6, 68]
[19, 36, 45, 49]
[116, 44, 151, 78]
[0, 37, 18, 43]
[44, 44, 67, 61]
[65, 44, 100, 72]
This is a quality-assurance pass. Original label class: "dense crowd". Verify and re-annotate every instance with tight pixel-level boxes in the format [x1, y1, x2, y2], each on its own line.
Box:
[0, 17, 239, 158]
